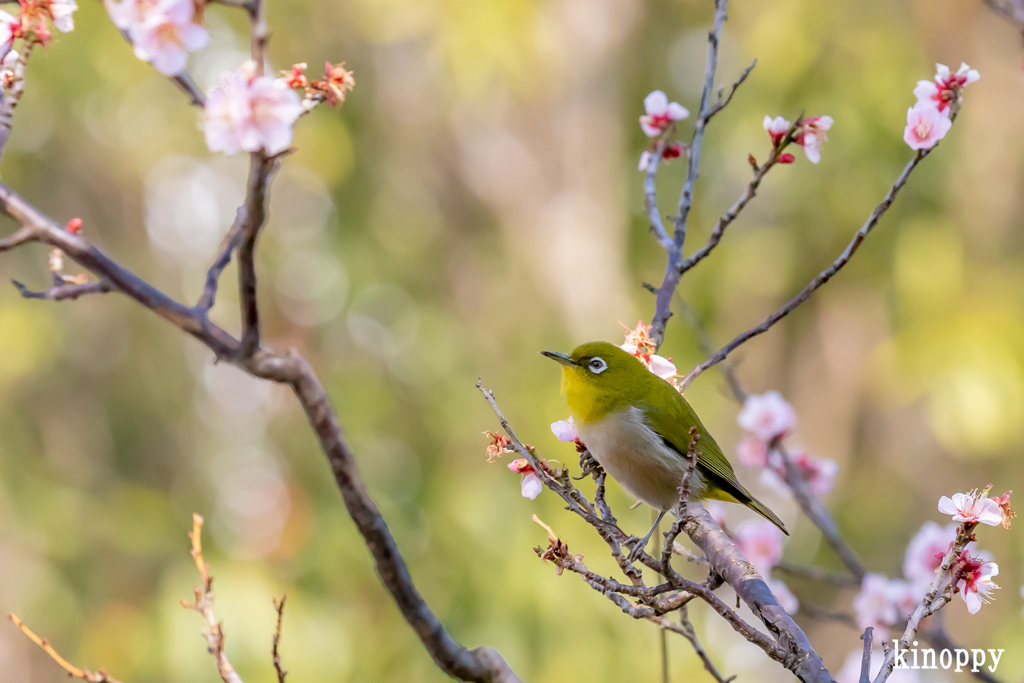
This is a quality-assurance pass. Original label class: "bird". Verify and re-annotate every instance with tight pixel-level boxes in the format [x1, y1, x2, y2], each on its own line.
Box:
[542, 341, 787, 560]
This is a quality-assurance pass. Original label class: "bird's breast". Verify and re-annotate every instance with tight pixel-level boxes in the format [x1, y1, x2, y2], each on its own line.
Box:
[576, 406, 704, 511]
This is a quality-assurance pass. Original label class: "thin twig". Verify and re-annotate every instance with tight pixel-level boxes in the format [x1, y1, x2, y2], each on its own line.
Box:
[676, 116, 800, 279]
[272, 595, 287, 683]
[661, 427, 699, 575]
[181, 514, 246, 683]
[679, 144, 937, 391]
[197, 212, 245, 310]
[704, 59, 756, 121]
[649, 0, 731, 349]
[172, 72, 206, 107]
[13, 279, 113, 301]
[8, 614, 125, 683]
[237, 152, 278, 358]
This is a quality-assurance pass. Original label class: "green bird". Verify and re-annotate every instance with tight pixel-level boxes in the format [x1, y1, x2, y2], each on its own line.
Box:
[543, 341, 787, 558]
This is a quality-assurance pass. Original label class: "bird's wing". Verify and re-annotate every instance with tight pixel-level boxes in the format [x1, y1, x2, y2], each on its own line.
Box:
[639, 381, 788, 534]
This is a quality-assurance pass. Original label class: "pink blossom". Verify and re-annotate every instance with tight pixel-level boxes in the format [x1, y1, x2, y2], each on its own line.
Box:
[620, 343, 677, 381]
[902, 521, 958, 591]
[886, 578, 919, 621]
[127, 0, 209, 76]
[903, 102, 951, 151]
[639, 90, 689, 137]
[736, 437, 768, 468]
[508, 457, 543, 500]
[914, 62, 980, 113]
[768, 579, 799, 614]
[760, 449, 838, 498]
[737, 391, 796, 441]
[762, 115, 790, 146]
[50, 0, 77, 32]
[204, 62, 304, 155]
[733, 519, 784, 576]
[852, 573, 901, 639]
[0, 10, 18, 57]
[794, 116, 833, 164]
[955, 551, 999, 614]
[777, 153, 795, 164]
[550, 418, 578, 443]
[937, 490, 1003, 526]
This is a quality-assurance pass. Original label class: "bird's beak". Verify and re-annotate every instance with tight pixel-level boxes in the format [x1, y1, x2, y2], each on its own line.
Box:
[541, 350, 576, 366]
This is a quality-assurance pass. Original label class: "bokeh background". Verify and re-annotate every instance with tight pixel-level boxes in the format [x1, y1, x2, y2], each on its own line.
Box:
[0, 0, 1021, 680]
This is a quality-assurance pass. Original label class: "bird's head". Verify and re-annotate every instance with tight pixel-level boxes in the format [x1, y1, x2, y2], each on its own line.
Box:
[541, 341, 651, 422]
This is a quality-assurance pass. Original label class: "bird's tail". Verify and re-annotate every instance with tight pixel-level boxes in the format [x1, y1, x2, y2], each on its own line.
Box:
[745, 495, 789, 535]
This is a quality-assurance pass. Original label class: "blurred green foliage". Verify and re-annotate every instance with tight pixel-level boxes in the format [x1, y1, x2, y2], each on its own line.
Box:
[0, 0, 1022, 681]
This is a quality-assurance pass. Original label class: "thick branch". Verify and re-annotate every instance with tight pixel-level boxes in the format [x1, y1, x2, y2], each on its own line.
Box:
[684, 506, 835, 683]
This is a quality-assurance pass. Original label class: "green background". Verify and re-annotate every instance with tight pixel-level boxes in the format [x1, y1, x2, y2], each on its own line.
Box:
[0, 0, 1021, 680]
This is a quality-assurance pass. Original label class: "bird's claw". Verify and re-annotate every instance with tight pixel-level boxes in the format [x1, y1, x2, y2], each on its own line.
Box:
[623, 535, 648, 563]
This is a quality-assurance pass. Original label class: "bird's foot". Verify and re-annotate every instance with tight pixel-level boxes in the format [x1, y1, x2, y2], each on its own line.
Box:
[623, 534, 652, 564]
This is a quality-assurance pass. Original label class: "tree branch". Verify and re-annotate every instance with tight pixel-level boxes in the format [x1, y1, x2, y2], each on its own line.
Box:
[237, 152, 279, 359]
[678, 141, 940, 391]
[272, 595, 288, 683]
[649, 0, 730, 349]
[0, 182, 523, 683]
[8, 613, 125, 683]
[13, 278, 113, 301]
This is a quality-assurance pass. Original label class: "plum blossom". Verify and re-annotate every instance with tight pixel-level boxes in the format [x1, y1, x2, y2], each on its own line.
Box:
[795, 116, 832, 163]
[955, 550, 999, 614]
[619, 320, 677, 381]
[938, 490, 1003, 526]
[508, 457, 543, 500]
[903, 102, 951, 151]
[913, 62, 979, 113]
[733, 519, 784, 576]
[550, 417, 578, 443]
[123, 0, 209, 76]
[737, 391, 796, 441]
[902, 521, 958, 591]
[736, 436, 768, 468]
[637, 143, 682, 172]
[50, 0, 77, 32]
[768, 579, 799, 614]
[0, 10, 18, 57]
[759, 449, 838, 498]
[639, 90, 688, 137]
[204, 61, 304, 155]
[763, 115, 790, 146]
[852, 573, 901, 639]
[777, 153, 795, 164]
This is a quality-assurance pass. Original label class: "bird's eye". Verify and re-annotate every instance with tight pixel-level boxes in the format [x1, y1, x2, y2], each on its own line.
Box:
[588, 357, 608, 374]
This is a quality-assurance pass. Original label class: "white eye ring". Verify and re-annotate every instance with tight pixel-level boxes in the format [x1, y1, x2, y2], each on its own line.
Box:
[588, 357, 608, 374]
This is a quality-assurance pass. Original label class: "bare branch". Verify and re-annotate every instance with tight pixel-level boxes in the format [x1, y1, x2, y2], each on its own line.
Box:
[679, 143, 938, 391]
[238, 152, 279, 358]
[776, 443, 866, 580]
[181, 514, 245, 683]
[172, 72, 207, 107]
[272, 595, 287, 683]
[773, 562, 860, 588]
[8, 613, 125, 683]
[13, 279, 113, 301]
[649, 0, 730, 349]
[858, 627, 873, 683]
[197, 211, 245, 311]
[676, 116, 801, 280]
[704, 59, 756, 121]
[0, 184, 523, 683]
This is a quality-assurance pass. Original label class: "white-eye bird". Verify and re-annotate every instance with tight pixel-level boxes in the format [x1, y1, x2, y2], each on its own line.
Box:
[543, 341, 787, 559]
